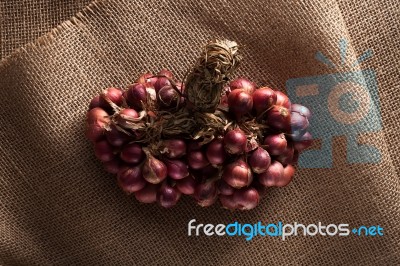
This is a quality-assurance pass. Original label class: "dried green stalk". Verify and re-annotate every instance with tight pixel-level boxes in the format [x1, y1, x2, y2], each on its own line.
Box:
[193, 109, 230, 144]
[185, 39, 241, 113]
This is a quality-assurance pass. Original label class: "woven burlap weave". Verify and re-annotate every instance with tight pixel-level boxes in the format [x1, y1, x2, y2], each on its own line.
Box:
[0, 0, 399, 265]
[0, 0, 91, 59]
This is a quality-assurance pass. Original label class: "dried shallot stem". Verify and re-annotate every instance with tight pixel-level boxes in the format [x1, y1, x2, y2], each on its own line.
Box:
[185, 39, 241, 113]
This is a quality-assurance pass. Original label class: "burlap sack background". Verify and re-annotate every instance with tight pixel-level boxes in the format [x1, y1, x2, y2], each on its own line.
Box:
[0, 0, 399, 265]
[0, 0, 91, 58]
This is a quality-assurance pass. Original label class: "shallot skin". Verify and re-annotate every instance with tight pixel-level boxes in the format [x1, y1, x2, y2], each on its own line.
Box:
[157, 85, 181, 109]
[85, 107, 110, 142]
[155, 77, 171, 92]
[223, 129, 247, 155]
[94, 140, 114, 162]
[266, 105, 291, 132]
[103, 88, 124, 106]
[276, 165, 295, 187]
[264, 133, 287, 155]
[165, 159, 189, 180]
[228, 89, 253, 119]
[293, 132, 313, 151]
[187, 150, 209, 169]
[275, 91, 291, 109]
[258, 161, 284, 187]
[291, 103, 311, 119]
[89, 88, 123, 112]
[249, 147, 271, 174]
[158, 69, 174, 79]
[233, 187, 260, 210]
[219, 195, 238, 210]
[176, 176, 196, 195]
[135, 183, 159, 203]
[103, 159, 121, 174]
[136, 72, 158, 86]
[125, 83, 147, 110]
[157, 184, 181, 208]
[194, 181, 218, 207]
[142, 156, 168, 184]
[206, 138, 226, 165]
[222, 160, 253, 189]
[218, 180, 235, 196]
[117, 166, 146, 193]
[120, 143, 144, 164]
[116, 108, 139, 128]
[229, 78, 257, 95]
[106, 125, 130, 147]
[161, 139, 186, 159]
[252, 87, 277, 114]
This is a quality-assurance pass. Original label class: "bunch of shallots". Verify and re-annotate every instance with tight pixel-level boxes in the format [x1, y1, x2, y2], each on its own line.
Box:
[85, 40, 312, 210]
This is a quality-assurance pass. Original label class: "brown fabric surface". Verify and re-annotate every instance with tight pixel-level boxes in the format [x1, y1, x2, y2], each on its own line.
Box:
[0, 0, 399, 265]
[0, 0, 91, 59]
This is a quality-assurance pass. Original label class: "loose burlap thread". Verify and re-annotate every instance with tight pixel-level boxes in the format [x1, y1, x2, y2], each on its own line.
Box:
[0, 0, 399, 265]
